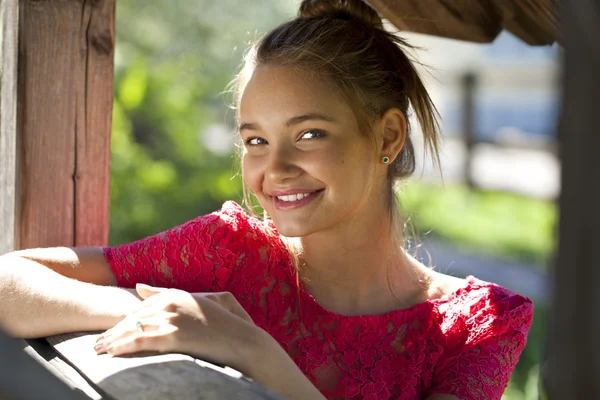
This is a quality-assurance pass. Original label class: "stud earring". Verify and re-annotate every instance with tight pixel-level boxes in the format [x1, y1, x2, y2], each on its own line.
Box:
[382, 156, 390, 164]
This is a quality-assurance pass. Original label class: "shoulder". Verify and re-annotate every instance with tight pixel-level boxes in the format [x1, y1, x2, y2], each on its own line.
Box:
[434, 275, 534, 344]
[177, 201, 280, 244]
[218, 201, 279, 236]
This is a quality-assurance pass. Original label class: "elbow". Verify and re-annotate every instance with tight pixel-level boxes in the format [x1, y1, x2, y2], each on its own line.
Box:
[0, 255, 37, 339]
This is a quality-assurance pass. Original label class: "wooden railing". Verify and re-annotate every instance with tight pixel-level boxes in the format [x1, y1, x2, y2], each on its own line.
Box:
[2, 329, 284, 400]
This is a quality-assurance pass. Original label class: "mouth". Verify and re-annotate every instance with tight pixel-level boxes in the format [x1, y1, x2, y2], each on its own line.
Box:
[270, 189, 324, 210]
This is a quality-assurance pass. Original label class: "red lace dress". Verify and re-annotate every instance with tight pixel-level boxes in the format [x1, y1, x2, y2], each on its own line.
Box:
[104, 201, 534, 400]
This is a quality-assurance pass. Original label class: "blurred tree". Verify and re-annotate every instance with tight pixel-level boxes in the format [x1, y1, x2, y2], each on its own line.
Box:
[109, 0, 295, 245]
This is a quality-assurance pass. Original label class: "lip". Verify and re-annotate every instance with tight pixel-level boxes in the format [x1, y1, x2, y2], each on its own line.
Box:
[271, 189, 324, 211]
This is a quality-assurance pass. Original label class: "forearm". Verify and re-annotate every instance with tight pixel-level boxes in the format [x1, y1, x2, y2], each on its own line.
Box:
[0, 255, 141, 338]
[242, 329, 326, 400]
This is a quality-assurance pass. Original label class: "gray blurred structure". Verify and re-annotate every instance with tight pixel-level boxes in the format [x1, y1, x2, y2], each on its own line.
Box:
[544, 0, 600, 398]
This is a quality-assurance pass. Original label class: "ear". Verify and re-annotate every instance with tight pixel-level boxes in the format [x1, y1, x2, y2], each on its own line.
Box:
[377, 108, 406, 162]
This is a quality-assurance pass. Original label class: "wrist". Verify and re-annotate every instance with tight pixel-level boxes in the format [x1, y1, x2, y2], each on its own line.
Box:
[233, 323, 274, 373]
[85, 285, 142, 329]
[237, 327, 326, 400]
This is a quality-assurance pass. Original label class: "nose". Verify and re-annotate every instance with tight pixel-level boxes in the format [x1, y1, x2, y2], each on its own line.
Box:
[265, 143, 302, 184]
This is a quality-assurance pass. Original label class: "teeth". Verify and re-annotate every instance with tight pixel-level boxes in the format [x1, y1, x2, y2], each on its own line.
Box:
[276, 192, 312, 202]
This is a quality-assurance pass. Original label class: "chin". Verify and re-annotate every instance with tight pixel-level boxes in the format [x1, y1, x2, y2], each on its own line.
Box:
[270, 219, 318, 238]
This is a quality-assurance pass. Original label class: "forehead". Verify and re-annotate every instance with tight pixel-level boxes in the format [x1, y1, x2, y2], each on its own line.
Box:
[239, 65, 353, 122]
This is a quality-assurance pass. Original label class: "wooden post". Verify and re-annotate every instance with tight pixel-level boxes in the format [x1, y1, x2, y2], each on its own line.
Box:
[545, 0, 600, 398]
[461, 72, 477, 189]
[0, 0, 19, 255]
[13, 0, 114, 250]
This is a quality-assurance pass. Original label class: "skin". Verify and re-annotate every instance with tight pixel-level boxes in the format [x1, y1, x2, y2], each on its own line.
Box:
[0, 65, 465, 399]
[240, 65, 460, 316]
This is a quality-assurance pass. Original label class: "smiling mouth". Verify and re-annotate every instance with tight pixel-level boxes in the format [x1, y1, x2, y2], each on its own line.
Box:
[271, 189, 324, 210]
[276, 193, 312, 202]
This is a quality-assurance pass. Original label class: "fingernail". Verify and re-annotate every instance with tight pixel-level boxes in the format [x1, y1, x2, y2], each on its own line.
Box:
[94, 342, 106, 354]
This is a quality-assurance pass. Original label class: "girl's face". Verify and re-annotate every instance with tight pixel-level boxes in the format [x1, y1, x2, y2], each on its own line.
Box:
[239, 65, 385, 237]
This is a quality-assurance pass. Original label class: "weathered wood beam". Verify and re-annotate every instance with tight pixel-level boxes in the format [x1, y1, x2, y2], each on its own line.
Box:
[0, 0, 19, 255]
[545, 0, 600, 398]
[366, 0, 560, 45]
[0, 331, 89, 400]
[15, 0, 114, 250]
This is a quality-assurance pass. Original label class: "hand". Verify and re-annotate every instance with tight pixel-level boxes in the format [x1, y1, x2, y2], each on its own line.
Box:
[94, 284, 259, 369]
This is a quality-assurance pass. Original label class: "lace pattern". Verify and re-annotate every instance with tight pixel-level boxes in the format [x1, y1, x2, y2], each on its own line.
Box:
[104, 201, 534, 400]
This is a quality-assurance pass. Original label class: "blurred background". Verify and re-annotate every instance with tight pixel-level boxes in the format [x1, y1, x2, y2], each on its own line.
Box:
[111, 1, 560, 398]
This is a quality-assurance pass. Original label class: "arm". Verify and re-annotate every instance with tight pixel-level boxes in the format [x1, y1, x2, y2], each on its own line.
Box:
[244, 329, 327, 400]
[0, 247, 141, 338]
[1, 202, 262, 339]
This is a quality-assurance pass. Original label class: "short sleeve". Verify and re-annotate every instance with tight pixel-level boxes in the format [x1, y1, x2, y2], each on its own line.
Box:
[103, 201, 270, 293]
[426, 282, 534, 400]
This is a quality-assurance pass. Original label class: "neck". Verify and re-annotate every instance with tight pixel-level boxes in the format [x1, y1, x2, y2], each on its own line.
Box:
[291, 202, 430, 316]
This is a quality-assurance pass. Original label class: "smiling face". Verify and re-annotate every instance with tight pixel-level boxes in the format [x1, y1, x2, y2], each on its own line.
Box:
[239, 65, 389, 237]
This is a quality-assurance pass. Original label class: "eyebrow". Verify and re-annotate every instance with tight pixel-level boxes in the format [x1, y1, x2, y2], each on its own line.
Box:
[239, 113, 336, 132]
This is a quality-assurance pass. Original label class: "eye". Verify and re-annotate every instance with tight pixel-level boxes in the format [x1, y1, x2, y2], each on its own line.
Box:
[245, 137, 268, 146]
[300, 129, 326, 140]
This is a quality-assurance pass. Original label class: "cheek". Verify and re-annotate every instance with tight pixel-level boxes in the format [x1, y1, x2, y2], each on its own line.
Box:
[241, 155, 262, 193]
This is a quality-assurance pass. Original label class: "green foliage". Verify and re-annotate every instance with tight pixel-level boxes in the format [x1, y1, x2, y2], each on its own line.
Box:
[399, 182, 558, 266]
[502, 364, 541, 400]
[109, 0, 295, 245]
[508, 303, 547, 395]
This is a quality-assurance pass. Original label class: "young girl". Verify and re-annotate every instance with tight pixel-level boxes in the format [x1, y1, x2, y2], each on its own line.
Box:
[0, 1, 533, 399]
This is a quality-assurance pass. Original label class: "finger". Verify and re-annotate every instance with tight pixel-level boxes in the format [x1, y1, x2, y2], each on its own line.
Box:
[96, 320, 159, 354]
[104, 328, 176, 357]
[136, 283, 167, 300]
[95, 312, 176, 350]
[96, 295, 176, 345]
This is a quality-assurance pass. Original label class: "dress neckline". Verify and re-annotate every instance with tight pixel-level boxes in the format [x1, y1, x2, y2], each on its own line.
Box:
[280, 244, 484, 321]
[234, 201, 489, 321]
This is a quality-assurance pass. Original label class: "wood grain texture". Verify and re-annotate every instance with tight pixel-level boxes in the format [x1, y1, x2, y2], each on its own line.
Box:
[366, 0, 559, 45]
[0, 0, 19, 255]
[0, 331, 90, 400]
[367, 0, 502, 43]
[47, 332, 285, 400]
[16, 0, 113, 250]
[24, 338, 102, 400]
[74, 0, 114, 247]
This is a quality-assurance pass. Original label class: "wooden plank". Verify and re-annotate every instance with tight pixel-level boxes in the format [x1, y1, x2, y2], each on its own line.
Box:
[544, 0, 600, 398]
[24, 338, 102, 400]
[16, 0, 113, 249]
[0, 0, 19, 255]
[74, 0, 114, 247]
[46, 332, 285, 400]
[366, 0, 559, 45]
[0, 330, 90, 400]
[367, 0, 501, 43]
